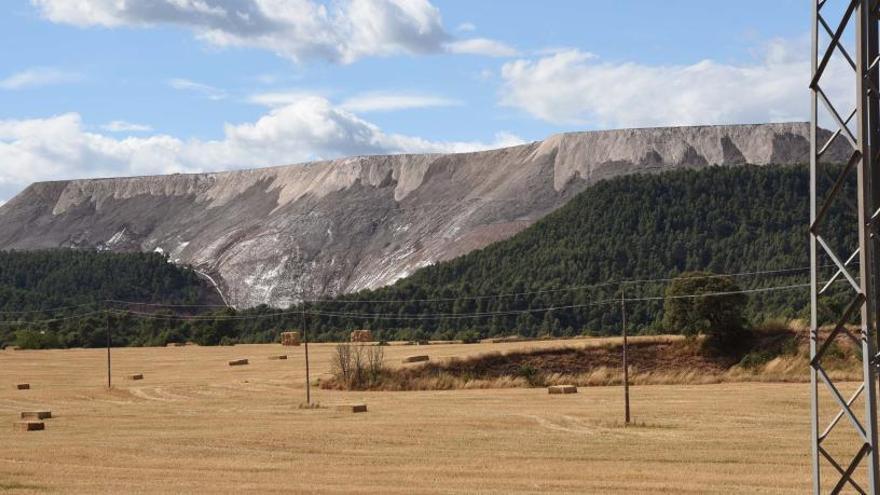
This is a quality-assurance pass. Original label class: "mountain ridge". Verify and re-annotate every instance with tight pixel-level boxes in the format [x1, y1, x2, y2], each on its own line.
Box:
[0, 122, 848, 308]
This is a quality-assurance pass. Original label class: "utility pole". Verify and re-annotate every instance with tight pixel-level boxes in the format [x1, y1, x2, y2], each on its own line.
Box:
[621, 285, 630, 425]
[302, 300, 311, 405]
[106, 310, 112, 390]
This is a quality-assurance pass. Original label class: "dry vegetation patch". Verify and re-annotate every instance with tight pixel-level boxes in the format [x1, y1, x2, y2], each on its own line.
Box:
[322, 326, 864, 391]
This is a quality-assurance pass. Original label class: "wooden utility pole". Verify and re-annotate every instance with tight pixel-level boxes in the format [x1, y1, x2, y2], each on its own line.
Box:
[302, 301, 311, 405]
[106, 310, 112, 389]
[621, 286, 630, 424]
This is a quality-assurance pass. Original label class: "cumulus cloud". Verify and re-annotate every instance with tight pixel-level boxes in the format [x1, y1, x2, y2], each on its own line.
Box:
[0, 97, 523, 202]
[499, 38, 853, 128]
[0, 67, 83, 90]
[101, 120, 154, 132]
[29, 0, 513, 63]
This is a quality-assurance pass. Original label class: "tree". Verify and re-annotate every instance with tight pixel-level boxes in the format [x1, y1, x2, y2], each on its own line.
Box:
[662, 272, 749, 355]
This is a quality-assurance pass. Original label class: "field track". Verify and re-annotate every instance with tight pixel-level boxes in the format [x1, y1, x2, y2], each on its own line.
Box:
[0, 338, 864, 493]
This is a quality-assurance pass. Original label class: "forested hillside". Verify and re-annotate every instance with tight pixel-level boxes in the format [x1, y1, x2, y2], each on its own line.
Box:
[0, 250, 222, 347]
[0, 164, 854, 347]
[299, 163, 853, 341]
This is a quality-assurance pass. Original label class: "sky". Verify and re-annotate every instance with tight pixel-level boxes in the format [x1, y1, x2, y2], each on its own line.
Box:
[0, 0, 837, 203]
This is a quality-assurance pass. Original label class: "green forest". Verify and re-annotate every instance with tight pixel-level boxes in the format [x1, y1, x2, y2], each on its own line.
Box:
[0, 250, 219, 348]
[0, 163, 857, 348]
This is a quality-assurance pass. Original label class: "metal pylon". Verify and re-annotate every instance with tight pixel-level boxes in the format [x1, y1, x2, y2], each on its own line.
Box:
[811, 1, 880, 493]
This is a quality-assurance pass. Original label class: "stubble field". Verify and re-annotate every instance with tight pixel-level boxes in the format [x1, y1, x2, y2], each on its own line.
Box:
[0, 338, 863, 493]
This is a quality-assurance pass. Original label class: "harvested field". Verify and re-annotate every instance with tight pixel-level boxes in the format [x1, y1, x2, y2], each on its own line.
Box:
[0, 337, 867, 493]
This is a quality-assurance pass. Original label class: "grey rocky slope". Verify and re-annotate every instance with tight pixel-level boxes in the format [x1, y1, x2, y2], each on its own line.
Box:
[0, 123, 847, 308]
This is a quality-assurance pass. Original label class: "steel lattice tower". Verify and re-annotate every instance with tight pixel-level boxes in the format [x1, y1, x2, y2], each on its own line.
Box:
[811, 0, 880, 493]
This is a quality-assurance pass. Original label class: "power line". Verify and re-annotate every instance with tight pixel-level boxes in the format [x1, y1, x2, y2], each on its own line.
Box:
[0, 311, 105, 326]
[105, 282, 810, 322]
[0, 302, 98, 315]
[0, 268, 838, 326]
[104, 264, 824, 309]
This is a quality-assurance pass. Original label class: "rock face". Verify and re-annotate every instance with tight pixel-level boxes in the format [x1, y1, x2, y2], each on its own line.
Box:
[0, 123, 847, 308]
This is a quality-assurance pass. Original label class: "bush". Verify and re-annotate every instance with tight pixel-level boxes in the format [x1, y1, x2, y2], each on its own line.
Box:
[330, 343, 386, 390]
[13, 329, 61, 349]
[455, 330, 481, 344]
[517, 364, 544, 387]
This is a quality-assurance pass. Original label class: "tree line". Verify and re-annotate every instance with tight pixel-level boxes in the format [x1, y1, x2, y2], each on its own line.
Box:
[0, 163, 856, 348]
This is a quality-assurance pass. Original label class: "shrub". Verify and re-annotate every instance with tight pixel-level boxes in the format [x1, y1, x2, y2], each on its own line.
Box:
[455, 330, 481, 344]
[517, 364, 544, 387]
[330, 343, 387, 390]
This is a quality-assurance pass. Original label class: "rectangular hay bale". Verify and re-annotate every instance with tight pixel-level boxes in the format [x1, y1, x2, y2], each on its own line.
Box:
[268, 355, 288, 360]
[14, 421, 44, 431]
[280, 331, 301, 346]
[548, 385, 578, 395]
[20, 411, 51, 420]
[402, 355, 429, 363]
[16, 383, 30, 390]
[228, 359, 249, 366]
[127, 373, 144, 380]
[350, 329, 373, 343]
[336, 403, 367, 413]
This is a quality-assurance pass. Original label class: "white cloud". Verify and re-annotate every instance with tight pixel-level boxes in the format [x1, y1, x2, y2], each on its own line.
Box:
[0, 98, 523, 202]
[248, 90, 460, 112]
[168, 78, 228, 100]
[0, 67, 82, 90]
[446, 38, 519, 57]
[340, 92, 460, 112]
[499, 38, 853, 128]
[247, 90, 329, 107]
[31, 0, 515, 63]
[456, 22, 476, 32]
[101, 120, 154, 133]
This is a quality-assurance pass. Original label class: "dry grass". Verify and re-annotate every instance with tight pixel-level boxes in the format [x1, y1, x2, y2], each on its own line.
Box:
[0, 337, 869, 493]
[322, 327, 862, 392]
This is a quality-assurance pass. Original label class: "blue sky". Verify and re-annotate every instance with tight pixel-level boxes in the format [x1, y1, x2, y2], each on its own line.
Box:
[0, 0, 824, 202]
